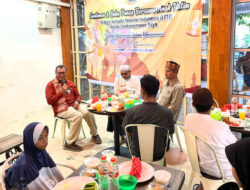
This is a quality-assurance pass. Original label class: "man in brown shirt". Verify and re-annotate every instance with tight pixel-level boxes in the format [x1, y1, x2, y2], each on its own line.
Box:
[157, 61, 185, 123]
[45, 65, 102, 151]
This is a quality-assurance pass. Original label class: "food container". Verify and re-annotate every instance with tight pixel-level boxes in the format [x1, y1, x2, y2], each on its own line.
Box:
[84, 157, 100, 169]
[101, 150, 115, 161]
[154, 170, 171, 186]
[147, 182, 165, 190]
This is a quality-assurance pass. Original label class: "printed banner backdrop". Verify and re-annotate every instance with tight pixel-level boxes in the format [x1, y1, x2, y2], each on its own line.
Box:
[85, 0, 202, 91]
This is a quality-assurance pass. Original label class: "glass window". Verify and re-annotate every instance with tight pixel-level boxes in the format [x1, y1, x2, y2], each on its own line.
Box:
[232, 51, 250, 95]
[234, 2, 250, 48]
[77, 1, 84, 26]
[78, 28, 86, 52]
[104, 86, 114, 95]
[80, 78, 89, 100]
[72, 28, 76, 51]
[93, 84, 101, 97]
[79, 53, 87, 76]
[73, 53, 77, 75]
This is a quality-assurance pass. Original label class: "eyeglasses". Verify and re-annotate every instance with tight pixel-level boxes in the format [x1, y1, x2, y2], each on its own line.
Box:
[57, 72, 66, 75]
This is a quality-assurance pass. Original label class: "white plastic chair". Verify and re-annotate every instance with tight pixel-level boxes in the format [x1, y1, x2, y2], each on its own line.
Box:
[1, 152, 76, 190]
[180, 127, 234, 190]
[125, 124, 169, 166]
[52, 116, 86, 143]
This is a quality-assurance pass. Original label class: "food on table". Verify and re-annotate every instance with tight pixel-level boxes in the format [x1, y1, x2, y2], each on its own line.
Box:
[129, 156, 142, 179]
[147, 182, 165, 190]
[83, 168, 98, 178]
[229, 122, 240, 127]
[154, 170, 171, 186]
[101, 91, 108, 101]
[84, 157, 100, 169]
[123, 91, 130, 98]
[88, 104, 96, 110]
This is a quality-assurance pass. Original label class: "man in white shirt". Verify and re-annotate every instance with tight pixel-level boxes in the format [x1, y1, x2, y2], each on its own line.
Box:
[114, 65, 141, 98]
[184, 88, 236, 181]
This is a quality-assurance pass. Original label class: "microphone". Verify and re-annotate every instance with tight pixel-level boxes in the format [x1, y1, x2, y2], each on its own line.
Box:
[61, 80, 70, 94]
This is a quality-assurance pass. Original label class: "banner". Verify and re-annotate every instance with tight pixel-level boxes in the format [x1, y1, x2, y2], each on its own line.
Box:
[85, 0, 202, 91]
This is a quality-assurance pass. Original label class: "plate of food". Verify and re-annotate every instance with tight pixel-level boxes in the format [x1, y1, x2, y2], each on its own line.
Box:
[229, 122, 244, 128]
[106, 106, 126, 113]
[119, 161, 154, 183]
[53, 176, 97, 190]
[87, 104, 96, 111]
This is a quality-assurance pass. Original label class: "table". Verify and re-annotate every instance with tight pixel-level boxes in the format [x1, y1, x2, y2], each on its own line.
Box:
[68, 156, 185, 190]
[88, 109, 126, 155]
[230, 126, 250, 136]
[0, 134, 23, 165]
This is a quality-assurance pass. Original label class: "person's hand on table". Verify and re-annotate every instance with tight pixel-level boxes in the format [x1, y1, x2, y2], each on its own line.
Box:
[73, 101, 79, 109]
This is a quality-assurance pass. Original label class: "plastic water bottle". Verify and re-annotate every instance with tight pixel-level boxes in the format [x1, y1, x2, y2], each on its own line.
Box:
[245, 107, 250, 130]
[231, 95, 238, 116]
[109, 157, 119, 190]
[98, 155, 109, 190]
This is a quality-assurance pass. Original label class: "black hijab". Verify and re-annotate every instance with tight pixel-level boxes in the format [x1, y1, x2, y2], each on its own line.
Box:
[225, 138, 250, 190]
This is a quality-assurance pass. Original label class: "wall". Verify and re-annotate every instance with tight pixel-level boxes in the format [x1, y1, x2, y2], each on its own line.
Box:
[0, 0, 62, 126]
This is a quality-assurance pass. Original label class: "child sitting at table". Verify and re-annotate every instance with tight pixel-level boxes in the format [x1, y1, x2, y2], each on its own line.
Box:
[4, 122, 64, 190]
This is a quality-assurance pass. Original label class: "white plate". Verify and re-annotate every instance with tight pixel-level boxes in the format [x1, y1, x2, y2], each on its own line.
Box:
[87, 107, 96, 111]
[53, 176, 97, 190]
[119, 161, 154, 183]
[106, 107, 126, 113]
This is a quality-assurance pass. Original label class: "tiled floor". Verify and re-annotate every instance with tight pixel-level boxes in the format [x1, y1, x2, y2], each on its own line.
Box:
[0, 106, 201, 190]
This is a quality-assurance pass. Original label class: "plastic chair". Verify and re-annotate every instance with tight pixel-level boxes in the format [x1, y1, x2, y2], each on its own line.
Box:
[125, 124, 169, 166]
[1, 152, 76, 190]
[52, 116, 86, 143]
[180, 127, 234, 190]
[169, 124, 183, 152]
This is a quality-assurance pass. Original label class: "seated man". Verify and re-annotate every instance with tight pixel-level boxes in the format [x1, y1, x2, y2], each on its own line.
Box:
[122, 74, 174, 161]
[114, 64, 141, 98]
[157, 61, 185, 123]
[107, 65, 141, 144]
[45, 65, 102, 151]
[184, 88, 236, 179]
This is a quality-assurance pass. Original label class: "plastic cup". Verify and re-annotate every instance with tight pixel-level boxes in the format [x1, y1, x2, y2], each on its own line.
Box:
[154, 170, 171, 186]
[96, 103, 102, 112]
[118, 175, 137, 190]
[101, 150, 115, 162]
[128, 99, 134, 106]
[239, 110, 246, 120]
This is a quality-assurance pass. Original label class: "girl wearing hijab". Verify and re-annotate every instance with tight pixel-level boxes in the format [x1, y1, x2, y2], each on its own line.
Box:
[4, 122, 63, 190]
[225, 137, 250, 190]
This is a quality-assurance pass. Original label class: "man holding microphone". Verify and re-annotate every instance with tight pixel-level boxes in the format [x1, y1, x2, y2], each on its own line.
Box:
[45, 65, 102, 151]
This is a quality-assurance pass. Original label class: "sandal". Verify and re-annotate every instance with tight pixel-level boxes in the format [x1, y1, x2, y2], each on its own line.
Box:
[193, 184, 200, 190]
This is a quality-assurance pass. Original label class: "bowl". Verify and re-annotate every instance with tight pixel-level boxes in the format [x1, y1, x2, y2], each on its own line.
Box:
[84, 157, 100, 169]
[118, 175, 137, 190]
[154, 170, 171, 186]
